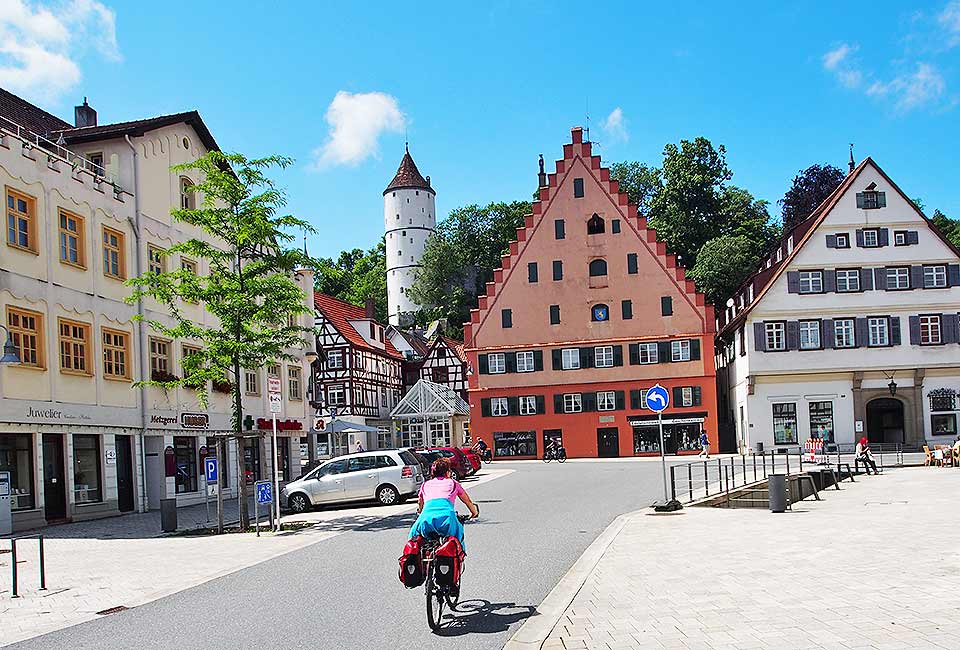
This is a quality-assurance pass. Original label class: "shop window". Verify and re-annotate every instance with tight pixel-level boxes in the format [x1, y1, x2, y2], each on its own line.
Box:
[0, 433, 34, 510]
[772, 403, 798, 444]
[72, 435, 103, 503]
[278, 439, 291, 481]
[243, 437, 261, 482]
[932, 413, 957, 437]
[809, 401, 834, 442]
[493, 431, 537, 457]
[543, 429, 563, 451]
[377, 427, 393, 450]
[174, 436, 198, 493]
[428, 420, 451, 446]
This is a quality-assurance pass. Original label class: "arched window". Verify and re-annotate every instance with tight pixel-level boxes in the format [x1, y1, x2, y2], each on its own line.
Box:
[589, 259, 608, 277]
[587, 213, 605, 235]
[180, 176, 195, 210]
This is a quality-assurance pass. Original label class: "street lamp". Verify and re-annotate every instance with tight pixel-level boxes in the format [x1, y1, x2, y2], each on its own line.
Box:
[304, 350, 318, 365]
[888, 379, 898, 396]
[0, 326, 21, 365]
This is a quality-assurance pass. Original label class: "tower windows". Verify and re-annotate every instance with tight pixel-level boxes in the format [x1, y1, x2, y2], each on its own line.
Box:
[587, 214, 605, 235]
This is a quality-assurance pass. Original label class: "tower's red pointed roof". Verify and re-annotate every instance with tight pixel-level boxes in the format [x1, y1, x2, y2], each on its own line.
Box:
[383, 148, 435, 195]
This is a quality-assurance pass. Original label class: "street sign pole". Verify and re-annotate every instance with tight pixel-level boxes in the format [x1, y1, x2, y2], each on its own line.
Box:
[216, 438, 224, 535]
[203, 469, 209, 523]
[268, 376, 282, 533]
[644, 383, 673, 507]
[658, 411, 668, 502]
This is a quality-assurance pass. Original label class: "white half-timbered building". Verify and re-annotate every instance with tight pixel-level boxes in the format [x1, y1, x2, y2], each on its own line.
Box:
[417, 336, 469, 402]
[716, 157, 960, 453]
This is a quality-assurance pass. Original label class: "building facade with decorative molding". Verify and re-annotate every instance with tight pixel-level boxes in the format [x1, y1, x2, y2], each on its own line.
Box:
[716, 157, 960, 453]
[465, 127, 718, 459]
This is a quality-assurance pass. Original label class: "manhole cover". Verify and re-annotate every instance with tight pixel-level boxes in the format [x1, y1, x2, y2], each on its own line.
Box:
[96, 605, 130, 616]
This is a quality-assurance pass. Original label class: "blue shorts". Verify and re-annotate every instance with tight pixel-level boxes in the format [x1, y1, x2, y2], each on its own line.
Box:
[409, 498, 465, 552]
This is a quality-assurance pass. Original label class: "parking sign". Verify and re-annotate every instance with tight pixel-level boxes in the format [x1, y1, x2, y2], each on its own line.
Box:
[204, 457, 218, 483]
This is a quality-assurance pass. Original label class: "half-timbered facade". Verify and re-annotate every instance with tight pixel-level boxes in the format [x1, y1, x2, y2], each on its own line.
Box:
[418, 336, 469, 402]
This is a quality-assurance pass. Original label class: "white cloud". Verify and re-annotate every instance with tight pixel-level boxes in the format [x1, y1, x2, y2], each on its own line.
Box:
[940, 0, 960, 46]
[601, 107, 628, 145]
[866, 62, 946, 111]
[310, 91, 406, 170]
[0, 0, 120, 104]
[822, 43, 855, 70]
[822, 43, 863, 89]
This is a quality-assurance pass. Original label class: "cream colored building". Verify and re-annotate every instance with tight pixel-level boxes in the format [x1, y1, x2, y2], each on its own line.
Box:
[0, 89, 314, 532]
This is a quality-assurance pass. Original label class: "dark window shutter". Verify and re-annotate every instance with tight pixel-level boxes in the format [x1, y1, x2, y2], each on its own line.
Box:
[878, 193, 887, 208]
[878, 228, 889, 247]
[690, 339, 701, 360]
[555, 219, 565, 240]
[860, 267, 874, 291]
[478, 354, 489, 374]
[612, 345, 624, 366]
[551, 349, 562, 370]
[502, 309, 512, 328]
[612, 219, 621, 234]
[550, 304, 560, 325]
[629, 343, 640, 365]
[875, 267, 887, 290]
[621, 299, 633, 320]
[533, 350, 544, 371]
[481, 398, 491, 417]
[692, 386, 702, 406]
[822, 319, 835, 348]
[630, 390, 640, 409]
[948, 264, 960, 287]
[754, 322, 766, 351]
[855, 229, 865, 247]
[552, 260, 563, 280]
[855, 318, 869, 347]
[505, 352, 517, 373]
[942, 314, 959, 344]
[573, 178, 584, 198]
[553, 395, 563, 414]
[507, 396, 519, 416]
[908, 231, 919, 245]
[825, 234, 837, 248]
[890, 316, 901, 346]
[658, 341, 672, 362]
[627, 253, 638, 274]
[615, 391, 625, 410]
[583, 392, 596, 412]
[579, 347, 594, 368]
[661, 296, 673, 316]
[536, 395, 546, 414]
[787, 271, 800, 293]
[786, 321, 800, 350]
[527, 262, 538, 283]
[910, 266, 924, 289]
[824, 270, 837, 293]
[856, 194, 865, 209]
[909, 316, 921, 345]
[672, 387, 683, 406]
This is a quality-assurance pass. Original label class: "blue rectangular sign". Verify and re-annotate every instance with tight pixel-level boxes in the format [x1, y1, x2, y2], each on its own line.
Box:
[204, 457, 218, 483]
[255, 481, 273, 505]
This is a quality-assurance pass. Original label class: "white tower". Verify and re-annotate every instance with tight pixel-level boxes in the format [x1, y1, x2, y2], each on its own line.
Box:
[384, 146, 436, 326]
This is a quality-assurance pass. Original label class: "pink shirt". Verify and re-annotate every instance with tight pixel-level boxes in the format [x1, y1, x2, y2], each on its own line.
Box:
[419, 477, 465, 504]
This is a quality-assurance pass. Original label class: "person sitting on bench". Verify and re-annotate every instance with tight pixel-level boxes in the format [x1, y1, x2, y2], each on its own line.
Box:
[855, 437, 879, 475]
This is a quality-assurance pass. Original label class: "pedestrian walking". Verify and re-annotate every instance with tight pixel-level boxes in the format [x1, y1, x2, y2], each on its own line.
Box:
[855, 437, 878, 474]
[356, 440, 364, 453]
[698, 430, 710, 458]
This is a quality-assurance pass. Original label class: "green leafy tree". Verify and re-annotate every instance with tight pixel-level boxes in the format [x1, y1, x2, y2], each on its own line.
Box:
[128, 151, 314, 530]
[779, 164, 845, 233]
[409, 201, 530, 334]
[931, 209, 960, 248]
[609, 161, 662, 217]
[687, 235, 761, 307]
[314, 242, 387, 321]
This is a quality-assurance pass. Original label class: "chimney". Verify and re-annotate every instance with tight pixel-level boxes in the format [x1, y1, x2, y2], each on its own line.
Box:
[75, 97, 97, 128]
[364, 296, 376, 319]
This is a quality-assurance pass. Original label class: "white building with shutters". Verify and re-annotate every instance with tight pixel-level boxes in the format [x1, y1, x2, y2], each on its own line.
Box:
[716, 157, 960, 453]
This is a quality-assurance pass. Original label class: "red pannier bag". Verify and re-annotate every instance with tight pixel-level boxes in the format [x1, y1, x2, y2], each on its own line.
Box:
[434, 537, 465, 589]
[398, 536, 425, 588]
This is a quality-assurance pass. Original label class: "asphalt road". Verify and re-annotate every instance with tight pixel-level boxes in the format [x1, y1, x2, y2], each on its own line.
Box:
[13, 458, 690, 650]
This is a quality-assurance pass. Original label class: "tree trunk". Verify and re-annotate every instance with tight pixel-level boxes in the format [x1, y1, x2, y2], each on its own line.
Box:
[234, 356, 249, 530]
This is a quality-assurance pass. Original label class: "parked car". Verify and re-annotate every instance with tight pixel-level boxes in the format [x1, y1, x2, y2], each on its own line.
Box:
[418, 446, 475, 479]
[460, 448, 482, 474]
[281, 450, 424, 513]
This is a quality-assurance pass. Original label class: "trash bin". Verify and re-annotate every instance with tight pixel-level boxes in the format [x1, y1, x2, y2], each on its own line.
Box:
[160, 498, 177, 532]
[768, 474, 787, 512]
[756, 441, 764, 454]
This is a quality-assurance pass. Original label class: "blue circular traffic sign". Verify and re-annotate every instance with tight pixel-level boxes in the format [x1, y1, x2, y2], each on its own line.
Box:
[645, 384, 669, 413]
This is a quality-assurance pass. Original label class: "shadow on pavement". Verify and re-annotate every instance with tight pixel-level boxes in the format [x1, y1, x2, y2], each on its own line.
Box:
[436, 599, 537, 636]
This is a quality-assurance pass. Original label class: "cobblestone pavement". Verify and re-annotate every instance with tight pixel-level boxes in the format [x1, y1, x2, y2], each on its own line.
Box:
[543, 466, 960, 650]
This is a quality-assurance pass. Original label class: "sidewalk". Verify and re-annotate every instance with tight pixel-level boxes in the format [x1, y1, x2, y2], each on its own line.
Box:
[517, 467, 960, 650]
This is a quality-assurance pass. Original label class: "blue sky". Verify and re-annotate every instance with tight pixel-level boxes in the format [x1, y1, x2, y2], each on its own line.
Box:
[3, 0, 959, 258]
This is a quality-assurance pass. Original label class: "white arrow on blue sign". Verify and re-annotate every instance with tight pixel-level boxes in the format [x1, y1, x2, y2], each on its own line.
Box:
[645, 384, 670, 414]
[255, 480, 273, 505]
[204, 457, 218, 483]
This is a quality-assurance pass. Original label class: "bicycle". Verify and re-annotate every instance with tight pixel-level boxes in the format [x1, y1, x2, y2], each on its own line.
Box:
[421, 509, 477, 631]
[542, 446, 567, 463]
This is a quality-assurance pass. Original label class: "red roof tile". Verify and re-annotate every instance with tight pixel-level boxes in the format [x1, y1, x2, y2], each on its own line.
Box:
[439, 336, 467, 363]
[383, 148, 434, 195]
[314, 293, 401, 358]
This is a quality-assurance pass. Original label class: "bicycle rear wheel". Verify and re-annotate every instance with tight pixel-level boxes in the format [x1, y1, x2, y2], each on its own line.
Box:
[425, 573, 445, 631]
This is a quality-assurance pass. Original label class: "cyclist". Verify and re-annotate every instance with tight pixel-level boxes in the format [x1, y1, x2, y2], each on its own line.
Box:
[472, 437, 488, 454]
[544, 437, 558, 458]
[409, 458, 479, 551]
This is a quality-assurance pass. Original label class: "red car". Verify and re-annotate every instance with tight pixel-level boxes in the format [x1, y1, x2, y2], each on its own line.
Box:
[418, 447, 475, 479]
[460, 448, 482, 474]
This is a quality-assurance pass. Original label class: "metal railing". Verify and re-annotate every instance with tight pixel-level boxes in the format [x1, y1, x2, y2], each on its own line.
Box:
[8, 534, 46, 598]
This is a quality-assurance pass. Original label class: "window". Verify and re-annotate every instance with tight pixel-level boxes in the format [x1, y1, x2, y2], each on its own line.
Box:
[327, 350, 343, 368]
[244, 370, 259, 395]
[147, 246, 165, 274]
[563, 393, 582, 413]
[809, 402, 834, 442]
[377, 428, 393, 450]
[493, 431, 537, 457]
[765, 322, 786, 351]
[589, 259, 607, 276]
[174, 437, 198, 493]
[612, 219, 621, 234]
[554, 219, 565, 239]
[799, 321, 821, 350]
[587, 214, 605, 234]
[327, 384, 345, 406]
[887, 267, 910, 290]
[6, 188, 36, 252]
[895, 231, 907, 246]
[638, 342, 658, 364]
[431, 366, 448, 383]
[561, 348, 580, 370]
[501, 309, 512, 328]
[857, 190, 885, 209]
[627, 253, 638, 274]
[58, 209, 85, 267]
[932, 414, 958, 437]
[622, 299, 633, 320]
[519, 396, 537, 415]
[772, 403, 798, 444]
[552, 260, 563, 280]
[923, 265, 947, 289]
[862, 229, 879, 248]
[399, 422, 424, 448]
[638, 389, 649, 409]
[102, 227, 125, 279]
[150, 338, 171, 379]
[87, 152, 104, 172]
[0, 433, 34, 510]
[491, 397, 509, 417]
[288, 367, 302, 400]
[7, 307, 44, 368]
[920, 315, 942, 345]
[488, 352, 506, 374]
[597, 391, 616, 411]
[102, 328, 130, 379]
[661, 296, 673, 316]
[930, 390, 957, 412]
[527, 262, 538, 283]
[182, 345, 201, 377]
[836, 269, 860, 292]
[550, 304, 560, 325]
[428, 421, 451, 447]
[181, 258, 197, 275]
[671, 340, 691, 362]
[681, 387, 694, 407]
[799, 271, 823, 294]
[834, 319, 856, 348]
[516, 351, 535, 373]
[835, 233, 849, 248]
[72, 434, 103, 503]
[595, 346, 614, 368]
[180, 177, 195, 210]
[58, 319, 90, 374]
[868, 317, 889, 347]
[573, 178, 584, 198]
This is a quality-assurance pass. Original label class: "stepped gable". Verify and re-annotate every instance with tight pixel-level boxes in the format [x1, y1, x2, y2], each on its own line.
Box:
[464, 126, 715, 347]
[383, 148, 434, 195]
[314, 292, 401, 358]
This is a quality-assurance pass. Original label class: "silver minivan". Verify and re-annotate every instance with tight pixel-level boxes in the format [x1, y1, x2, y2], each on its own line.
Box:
[281, 449, 424, 513]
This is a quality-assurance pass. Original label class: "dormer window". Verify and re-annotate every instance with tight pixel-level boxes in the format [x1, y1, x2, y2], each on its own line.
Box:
[856, 183, 886, 210]
[587, 214, 605, 235]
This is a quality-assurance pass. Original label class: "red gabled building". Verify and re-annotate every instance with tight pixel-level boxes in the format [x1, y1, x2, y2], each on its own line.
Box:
[465, 128, 718, 459]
